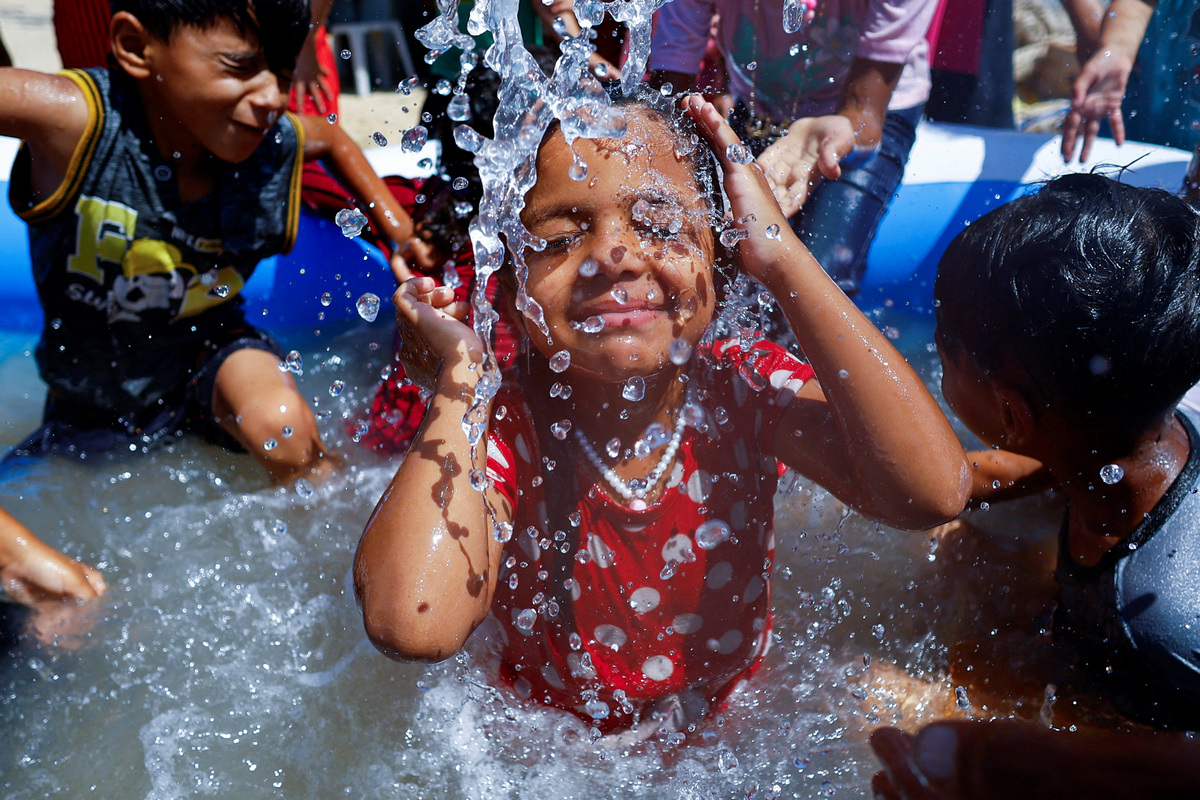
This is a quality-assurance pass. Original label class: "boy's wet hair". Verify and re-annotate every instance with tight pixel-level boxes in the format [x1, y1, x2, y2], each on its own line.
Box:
[935, 172, 1200, 430]
[110, 0, 309, 75]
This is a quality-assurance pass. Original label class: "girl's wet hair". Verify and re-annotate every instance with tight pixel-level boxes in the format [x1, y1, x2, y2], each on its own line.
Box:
[935, 172, 1200, 430]
[111, 0, 309, 75]
[541, 81, 725, 223]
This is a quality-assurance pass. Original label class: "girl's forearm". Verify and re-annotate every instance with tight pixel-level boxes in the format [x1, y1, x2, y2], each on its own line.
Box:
[767, 247, 970, 526]
[355, 367, 499, 661]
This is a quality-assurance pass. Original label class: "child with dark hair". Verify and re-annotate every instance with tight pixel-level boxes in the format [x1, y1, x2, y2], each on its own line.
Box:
[354, 88, 969, 736]
[0, 0, 417, 482]
[934, 172, 1200, 727]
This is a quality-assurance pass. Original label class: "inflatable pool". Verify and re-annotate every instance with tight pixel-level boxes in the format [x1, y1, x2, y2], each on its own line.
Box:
[0, 126, 1190, 332]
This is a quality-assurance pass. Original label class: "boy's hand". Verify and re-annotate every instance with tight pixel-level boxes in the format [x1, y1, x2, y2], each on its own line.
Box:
[393, 275, 481, 393]
[683, 95, 807, 292]
[1, 536, 106, 606]
[757, 114, 855, 216]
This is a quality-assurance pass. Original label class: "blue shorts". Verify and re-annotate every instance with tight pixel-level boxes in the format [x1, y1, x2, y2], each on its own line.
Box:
[9, 330, 282, 460]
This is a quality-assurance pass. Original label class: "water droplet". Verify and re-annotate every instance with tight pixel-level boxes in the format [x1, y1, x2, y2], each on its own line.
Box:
[584, 698, 610, 719]
[549, 351, 571, 373]
[569, 156, 588, 181]
[328, 380, 345, 397]
[492, 521, 513, 542]
[1100, 463, 1124, 484]
[725, 143, 753, 164]
[718, 747, 739, 773]
[401, 126, 428, 153]
[320, 292, 332, 306]
[696, 520, 731, 550]
[284, 350, 303, 374]
[789, 43, 801, 57]
[326, 113, 337, 124]
[213, 284, 230, 298]
[872, 623, 885, 640]
[579, 258, 599, 278]
[610, 286, 629, 304]
[454, 200, 474, 217]
[397, 75, 419, 95]
[356, 293, 381, 322]
[452, 177, 468, 191]
[745, 60, 758, 72]
[720, 226, 750, 247]
[339, 48, 352, 60]
[447, 93, 471, 121]
[551, 420, 572, 440]
[955, 685, 971, 709]
[281, 425, 293, 438]
[622, 376, 645, 402]
[668, 338, 693, 365]
[515, 608, 537, 634]
[783, 0, 805, 33]
[580, 315, 605, 333]
[334, 208, 369, 238]
[372, 131, 388, 147]
[294, 478, 314, 499]
[469, 469, 489, 491]
[263, 438, 278, 451]
[605, 437, 621, 458]
[634, 439, 651, 458]
[353, 420, 369, 440]
[765, 224, 782, 240]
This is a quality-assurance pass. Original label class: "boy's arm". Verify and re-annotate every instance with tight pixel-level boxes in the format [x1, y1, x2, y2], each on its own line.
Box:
[686, 97, 970, 531]
[0, 505, 106, 604]
[966, 449, 1055, 505]
[0, 68, 91, 191]
[354, 276, 508, 662]
[294, 115, 419, 281]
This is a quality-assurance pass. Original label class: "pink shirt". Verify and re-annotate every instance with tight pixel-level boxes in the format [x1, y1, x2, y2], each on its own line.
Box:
[650, 0, 937, 123]
[485, 340, 814, 731]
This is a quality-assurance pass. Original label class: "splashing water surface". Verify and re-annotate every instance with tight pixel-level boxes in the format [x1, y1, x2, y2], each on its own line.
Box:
[0, 0, 1089, 795]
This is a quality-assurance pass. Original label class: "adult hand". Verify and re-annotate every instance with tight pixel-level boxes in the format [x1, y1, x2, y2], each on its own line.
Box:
[1061, 48, 1134, 163]
[756, 114, 855, 217]
[870, 720, 1200, 800]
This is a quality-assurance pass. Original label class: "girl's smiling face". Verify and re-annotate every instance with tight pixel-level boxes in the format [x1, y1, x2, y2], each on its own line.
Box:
[519, 112, 718, 382]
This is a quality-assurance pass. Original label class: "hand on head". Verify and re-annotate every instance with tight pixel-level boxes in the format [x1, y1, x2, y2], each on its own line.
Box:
[682, 95, 811, 288]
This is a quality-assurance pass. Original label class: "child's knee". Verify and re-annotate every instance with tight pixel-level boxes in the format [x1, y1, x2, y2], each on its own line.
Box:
[231, 392, 329, 478]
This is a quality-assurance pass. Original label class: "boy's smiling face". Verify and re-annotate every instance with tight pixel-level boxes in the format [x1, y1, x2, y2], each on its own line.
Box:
[519, 114, 718, 382]
[134, 15, 292, 165]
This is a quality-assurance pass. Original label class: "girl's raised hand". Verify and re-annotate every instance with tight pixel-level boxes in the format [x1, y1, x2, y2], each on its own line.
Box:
[682, 95, 807, 292]
[392, 274, 481, 392]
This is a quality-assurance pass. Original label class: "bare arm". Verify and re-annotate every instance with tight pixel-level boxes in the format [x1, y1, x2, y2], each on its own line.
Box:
[1, 506, 106, 604]
[965, 449, 1054, 505]
[295, 115, 418, 280]
[686, 97, 970, 530]
[354, 275, 508, 661]
[0, 68, 91, 199]
[757, 57, 902, 216]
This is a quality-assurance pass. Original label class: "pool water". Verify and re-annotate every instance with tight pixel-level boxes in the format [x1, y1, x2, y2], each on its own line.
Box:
[0, 312, 1080, 799]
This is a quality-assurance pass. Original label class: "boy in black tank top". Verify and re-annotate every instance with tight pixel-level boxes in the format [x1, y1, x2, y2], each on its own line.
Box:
[934, 172, 1200, 728]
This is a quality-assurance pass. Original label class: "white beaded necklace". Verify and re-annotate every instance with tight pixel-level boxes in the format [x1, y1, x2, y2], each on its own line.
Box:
[575, 395, 689, 509]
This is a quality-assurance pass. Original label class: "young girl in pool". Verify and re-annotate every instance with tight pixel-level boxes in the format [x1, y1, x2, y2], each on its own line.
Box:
[354, 88, 970, 735]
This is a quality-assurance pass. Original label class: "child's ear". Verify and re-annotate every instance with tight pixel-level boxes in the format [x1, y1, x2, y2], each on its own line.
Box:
[995, 386, 1036, 449]
[110, 11, 153, 80]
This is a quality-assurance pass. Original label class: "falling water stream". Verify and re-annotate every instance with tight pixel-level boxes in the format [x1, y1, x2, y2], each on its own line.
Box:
[0, 2, 1084, 797]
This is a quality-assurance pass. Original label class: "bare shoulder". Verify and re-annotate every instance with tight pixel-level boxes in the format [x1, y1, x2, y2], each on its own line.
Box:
[0, 68, 92, 162]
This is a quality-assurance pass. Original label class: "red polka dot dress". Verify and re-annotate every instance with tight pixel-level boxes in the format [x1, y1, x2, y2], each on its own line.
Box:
[485, 340, 814, 732]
